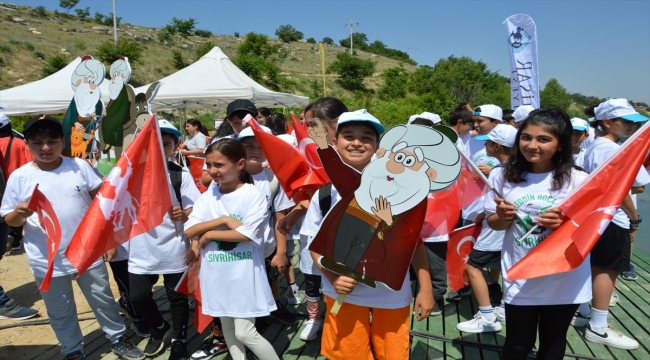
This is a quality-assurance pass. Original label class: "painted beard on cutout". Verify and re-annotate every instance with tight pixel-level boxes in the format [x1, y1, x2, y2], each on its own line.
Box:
[354, 154, 430, 216]
[74, 82, 100, 117]
[108, 75, 124, 100]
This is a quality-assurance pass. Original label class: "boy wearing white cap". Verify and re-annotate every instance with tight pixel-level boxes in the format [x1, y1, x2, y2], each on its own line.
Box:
[570, 118, 589, 168]
[578, 99, 649, 349]
[456, 124, 516, 333]
[512, 105, 535, 129]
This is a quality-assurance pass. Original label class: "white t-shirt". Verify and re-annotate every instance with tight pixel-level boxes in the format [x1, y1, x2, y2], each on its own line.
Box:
[580, 126, 597, 151]
[486, 167, 592, 306]
[583, 137, 650, 229]
[129, 170, 201, 274]
[185, 183, 277, 317]
[455, 131, 472, 156]
[572, 150, 586, 168]
[0, 157, 104, 278]
[251, 170, 295, 258]
[473, 168, 504, 252]
[184, 133, 208, 151]
[299, 186, 412, 309]
[462, 145, 498, 221]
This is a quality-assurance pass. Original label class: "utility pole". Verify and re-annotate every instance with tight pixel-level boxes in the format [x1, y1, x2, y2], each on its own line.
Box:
[408, 47, 417, 59]
[345, 19, 358, 55]
[112, 0, 118, 45]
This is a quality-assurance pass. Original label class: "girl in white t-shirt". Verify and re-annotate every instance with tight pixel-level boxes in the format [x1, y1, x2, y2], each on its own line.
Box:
[486, 109, 591, 359]
[184, 139, 280, 360]
[181, 119, 209, 157]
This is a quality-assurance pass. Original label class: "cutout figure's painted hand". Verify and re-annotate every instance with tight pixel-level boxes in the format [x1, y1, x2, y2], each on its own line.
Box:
[307, 118, 329, 150]
[74, 122, 85, 132]
[371, 196, 393, 226]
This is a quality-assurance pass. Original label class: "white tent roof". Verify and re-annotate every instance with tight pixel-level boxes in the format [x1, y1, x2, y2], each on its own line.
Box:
[135, 47, 308, 111]
[0, 57, 110, 116]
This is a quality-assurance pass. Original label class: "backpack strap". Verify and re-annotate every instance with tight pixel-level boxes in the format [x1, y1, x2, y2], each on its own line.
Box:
[168, 161, 183, 208]
[319, 182, 333, 217]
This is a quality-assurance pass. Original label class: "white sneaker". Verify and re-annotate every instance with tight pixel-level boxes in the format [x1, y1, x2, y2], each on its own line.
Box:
[571, 309, 591, 327]
[585, 323, 639, 350]
[300, 319, 323, 341]
[609, 293, 619, 307]
[456, 312, 502, 333]
[494, 308, 506, 326]
[285, 288, 301, 305]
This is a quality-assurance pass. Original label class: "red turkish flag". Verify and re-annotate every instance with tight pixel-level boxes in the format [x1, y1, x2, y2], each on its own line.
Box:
[290, 113, 330, 185]
[643, 150, 650, 170]
[508, 121, 650, 280]
[187, 156, 207, 193]
[245, 115, 327, 201]
[446, 224, 482, 291]
[27, 186, 62, 292]
[175, 261, 212, 333]
[65, 115, 172, 275]
[457, 153, 491, 209]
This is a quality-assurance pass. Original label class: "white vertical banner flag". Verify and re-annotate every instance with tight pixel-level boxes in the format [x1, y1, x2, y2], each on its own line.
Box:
[503, 14, 539, 109]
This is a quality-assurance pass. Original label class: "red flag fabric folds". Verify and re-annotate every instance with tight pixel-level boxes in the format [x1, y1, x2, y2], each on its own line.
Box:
[187, 156, 207, 193]
[27, 186, 62, 292]
[175, 261, 212, 333]
[508, 122, 650, 280]
[446, 224, 482, 291]
[65, 115, 172, 275]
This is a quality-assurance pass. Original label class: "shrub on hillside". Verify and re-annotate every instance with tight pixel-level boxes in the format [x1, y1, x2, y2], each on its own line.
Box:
[195, 42, 215, 60]
[275, 24, 303, 43]
[306, 38, 316, 44]
[42, 54, 70, 76]
[322, 37, 334, 45]
[96, 39, 143, 65]
[24, 42, 34, 51]
[31, 5, 48, 18]
[0, 44, 11, 53]
[172, 50, 188, 70]
[194, 29, 212, 38]
[327, 52, 376, 91]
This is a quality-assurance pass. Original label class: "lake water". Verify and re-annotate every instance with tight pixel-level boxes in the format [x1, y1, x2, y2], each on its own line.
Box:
[636, 190, 650, 258]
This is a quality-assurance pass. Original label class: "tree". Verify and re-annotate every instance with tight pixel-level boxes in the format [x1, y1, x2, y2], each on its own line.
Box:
[195, 42, 215, 60]
[322, 37, 334, 45]
[275, 24, 304, 43]
[378, 67, 409, 100]
[327, 52, 376, 91]
[306, 37, 316, 44]
[339, 32, 369, 50]
[233, 32, 291, 91]
[96, 39, 143, 65]
[540, 78, 572, 111]
[167, 17, 198, 39]
[172, 50, 188, 70]
[74, 7, 90, 20]
[59, 0, 79, 14]
[42, 54, 70, 76]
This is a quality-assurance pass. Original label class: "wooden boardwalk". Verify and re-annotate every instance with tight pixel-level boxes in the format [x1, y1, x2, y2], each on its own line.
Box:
[20, 249, 650, 360]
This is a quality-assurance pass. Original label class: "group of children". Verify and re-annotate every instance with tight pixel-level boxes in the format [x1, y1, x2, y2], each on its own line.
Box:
[0, 95, 647, 360]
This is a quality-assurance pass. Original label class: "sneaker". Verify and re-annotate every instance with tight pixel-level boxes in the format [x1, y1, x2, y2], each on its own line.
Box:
[609, 292, 620, 307]
[270, 303, 299, 325]
[584, 323, 639, 350]
[0, 299, 39, 320]
[488, 283, 502, 303]
[10, 246, 21, 253]
[131, 318, 152, 338]
[494, 307, 506, 326]
[111, 335, 145, 360]
[64, 350, 85, 360]
[285, 287, 301, 305]
[190, 336, 227, 359]
[430, 297, 443, 316]
[446, 286, 472, 302]
[169, 339, 190, 360]
[300, 318, 323, 341]
[621, 265, 638, 281]
[571, 309, 591, 327]
[144, 320, 172, 356]
[456, 312, 502, 333]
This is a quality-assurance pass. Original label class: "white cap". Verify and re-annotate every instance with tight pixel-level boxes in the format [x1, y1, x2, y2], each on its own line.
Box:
[277, 134, 297, 146]
[570, 118, 589, 132]
[475, 124, 517, 148]
[0, 114, 9, 128]
[237, 124, 273, 140]
[158, 119, 181, 140]
[595, 98, 649, 122]
[407, 114, 418, 124]
[0, 103, 7, 109]
[473, 104, 503, 121]
[512, 105, 535, 123]
[415, 112, 442, 124]
[337, 109, 385, 134]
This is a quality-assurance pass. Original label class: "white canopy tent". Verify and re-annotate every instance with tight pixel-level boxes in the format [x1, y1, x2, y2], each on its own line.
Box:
[0, 57, 110, 116]
[135, 47, 309, 111]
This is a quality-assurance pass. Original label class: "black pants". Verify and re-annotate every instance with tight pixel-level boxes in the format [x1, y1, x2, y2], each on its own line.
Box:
[129, 272, 189, 339]
[424, 242, 448, 298]
[503, 303, 579, 360]
[9, 225, 23, 248]
[304, 273, 322, 300]
[108, 260, 140, 318]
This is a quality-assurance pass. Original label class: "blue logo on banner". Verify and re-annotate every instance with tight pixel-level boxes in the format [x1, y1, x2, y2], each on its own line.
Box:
[508, 27, 532, 53]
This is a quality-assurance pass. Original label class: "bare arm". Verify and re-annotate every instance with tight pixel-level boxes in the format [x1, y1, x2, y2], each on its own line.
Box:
[310, 251, 357, 294]
[182, 149, 205, 157]
[185, 217, 234, 239]
[621, 193, 639, 223]
[487, 198, 516, 231]
[198, 229, 250, 246]
[271, 211, 288, 272]
[411, 243, 433, 321]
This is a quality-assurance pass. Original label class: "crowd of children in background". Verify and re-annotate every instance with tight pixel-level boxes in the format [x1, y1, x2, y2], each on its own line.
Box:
[0, 95, 647, 360]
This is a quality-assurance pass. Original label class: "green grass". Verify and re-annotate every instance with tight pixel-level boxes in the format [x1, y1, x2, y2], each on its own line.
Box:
[24, 41, 34, 51]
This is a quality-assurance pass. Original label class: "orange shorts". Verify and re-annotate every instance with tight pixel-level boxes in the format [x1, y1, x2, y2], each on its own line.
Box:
[321, 295, 411, 360]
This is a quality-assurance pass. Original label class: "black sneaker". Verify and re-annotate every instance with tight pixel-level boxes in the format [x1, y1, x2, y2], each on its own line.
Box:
[430, 297, 444, 316]
[144, 321, 172, 356]
[111, 335, 145, 360]
[446, 286, 472, 302]
[270, 303, 299, 325]
[169, 339, 190, 360]
[131, 317, 152, 338]
[190, 336, 227, 359]
[488, 283, 502, 303]
[64, 350, 85, 360]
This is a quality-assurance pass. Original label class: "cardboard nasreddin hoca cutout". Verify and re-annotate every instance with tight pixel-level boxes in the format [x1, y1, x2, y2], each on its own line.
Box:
[308, 115, 461, 295]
